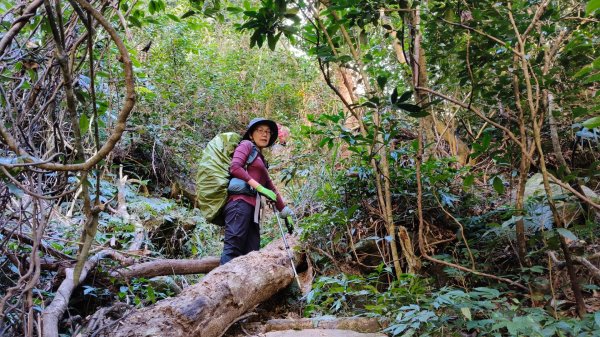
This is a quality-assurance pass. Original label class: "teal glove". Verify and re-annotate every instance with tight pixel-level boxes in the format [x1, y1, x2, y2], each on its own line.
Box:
[279, 206, 294, 219]
[256, 185, 277, 201]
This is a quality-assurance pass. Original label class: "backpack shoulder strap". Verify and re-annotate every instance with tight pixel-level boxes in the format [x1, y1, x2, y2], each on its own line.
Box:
[246, 144, 259, 166]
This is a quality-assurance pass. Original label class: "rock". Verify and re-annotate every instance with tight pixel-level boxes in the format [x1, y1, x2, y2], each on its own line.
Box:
[522, 173, 599, 229]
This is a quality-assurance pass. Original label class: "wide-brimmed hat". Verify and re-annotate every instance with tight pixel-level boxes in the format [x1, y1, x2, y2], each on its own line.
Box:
[243, 117, 278, 147]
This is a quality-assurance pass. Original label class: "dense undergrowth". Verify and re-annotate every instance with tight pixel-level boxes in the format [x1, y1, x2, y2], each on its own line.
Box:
[1, 0, 599, 336]
[283, 112, 600, 336]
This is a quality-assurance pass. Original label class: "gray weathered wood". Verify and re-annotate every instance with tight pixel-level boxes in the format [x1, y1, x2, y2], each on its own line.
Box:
[103, 235, 299, 337]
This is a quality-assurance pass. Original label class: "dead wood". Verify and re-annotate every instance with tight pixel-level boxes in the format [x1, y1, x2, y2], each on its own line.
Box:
[101, 235, 301, 337]
[110, 257, 220, 280]
[42, 249, 130, 337]
[243, 317, 388, 333]
[548, 250, 600, 282]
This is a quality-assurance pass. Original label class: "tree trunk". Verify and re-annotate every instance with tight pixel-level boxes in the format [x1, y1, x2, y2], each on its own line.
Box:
[102, 236, 300, 337]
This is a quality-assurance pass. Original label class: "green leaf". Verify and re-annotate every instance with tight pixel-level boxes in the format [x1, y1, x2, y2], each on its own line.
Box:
[361, 101, 377, 108]
[286, 7, 299, 15]
[594, 311, 600, 328]
[226, 6, 244, 13]
[463, 174, 474, 188]
[148, 0, 157, 14]
[397, 103, 427, 118]
[572, 107, 588, 118]
[128, 16, 142, 28]
[79, 114, 90, 135]
[492, 176, 504, 194]
[584, 72, 600, 84]
[376, 75, 387, 90]
[181, 10, 197, 19]
[256, 33, 265, 48]
[582, 116, 600, 129]
[157, 0, 165, 11]
[407, 110, 430, 118]
[267, 32, 281, 51]
[460, 307, 472, 321]
[319, 137, 331, 148]
[586, 0, 600, 15]
[391, 88, 398, 104]
[556, 228, 578, 241]
[165, 14, 180, 22]
[398, 90, 412, 103]
[574, 65, 592, 78]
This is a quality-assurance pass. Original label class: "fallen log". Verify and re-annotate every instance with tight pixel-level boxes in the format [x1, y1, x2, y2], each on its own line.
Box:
[101, 235, 300, 337]
[110, 257, 220, 280]
[244, 317, 388, 333]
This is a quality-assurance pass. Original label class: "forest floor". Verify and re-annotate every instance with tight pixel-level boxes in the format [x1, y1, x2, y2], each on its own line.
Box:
[252, 330, 386, 337]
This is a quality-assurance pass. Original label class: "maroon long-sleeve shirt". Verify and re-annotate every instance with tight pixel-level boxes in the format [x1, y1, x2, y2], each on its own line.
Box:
[229, 140, 285, 211]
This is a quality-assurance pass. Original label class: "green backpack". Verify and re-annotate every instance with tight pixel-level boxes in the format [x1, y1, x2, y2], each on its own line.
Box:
[197, 132, 258, 225]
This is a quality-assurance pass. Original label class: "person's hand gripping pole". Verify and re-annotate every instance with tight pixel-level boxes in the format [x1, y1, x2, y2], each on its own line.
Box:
[271, 203, 301, 289]
[279, 205, 295, 234]
[256, 185, 276, 201]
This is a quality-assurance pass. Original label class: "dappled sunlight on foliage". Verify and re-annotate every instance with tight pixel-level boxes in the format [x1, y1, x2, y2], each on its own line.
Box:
[1, 0, 599, 335]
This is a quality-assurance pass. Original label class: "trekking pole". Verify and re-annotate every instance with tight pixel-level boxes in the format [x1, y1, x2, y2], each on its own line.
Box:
[271, 203, 302, 289]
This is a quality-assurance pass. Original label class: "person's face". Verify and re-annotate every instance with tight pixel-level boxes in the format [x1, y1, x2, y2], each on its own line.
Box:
[250, 125, 271, 148]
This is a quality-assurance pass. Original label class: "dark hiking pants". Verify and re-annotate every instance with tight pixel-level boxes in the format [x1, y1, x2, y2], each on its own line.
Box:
[220, 200, 260, 265]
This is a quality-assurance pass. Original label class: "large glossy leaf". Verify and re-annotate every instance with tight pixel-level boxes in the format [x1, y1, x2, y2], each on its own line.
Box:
[376, 75, 387, 90]
[556, 228, 578, 241]
[391, 88, 398, 104]
[492, 176, 504, 194]
[586, 0, 600, 15]
[398, 90, 412, 103]
[582, 116, 600, 129]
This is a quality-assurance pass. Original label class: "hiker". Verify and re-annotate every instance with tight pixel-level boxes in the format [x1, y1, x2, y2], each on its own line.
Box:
[220, 118, 293, 264]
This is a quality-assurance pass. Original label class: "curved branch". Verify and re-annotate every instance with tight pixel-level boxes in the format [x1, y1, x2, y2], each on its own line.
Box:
[42, 250, 129, 337]
[0, 0, 44, 56]
[0, 0, 136, 172]
[0, 166, 81, 200]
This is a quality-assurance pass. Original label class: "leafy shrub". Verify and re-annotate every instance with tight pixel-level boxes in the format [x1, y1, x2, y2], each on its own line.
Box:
[430, 287, 600, 337]
[305, 276, 600, 337]
[305, 267, 427, 317]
